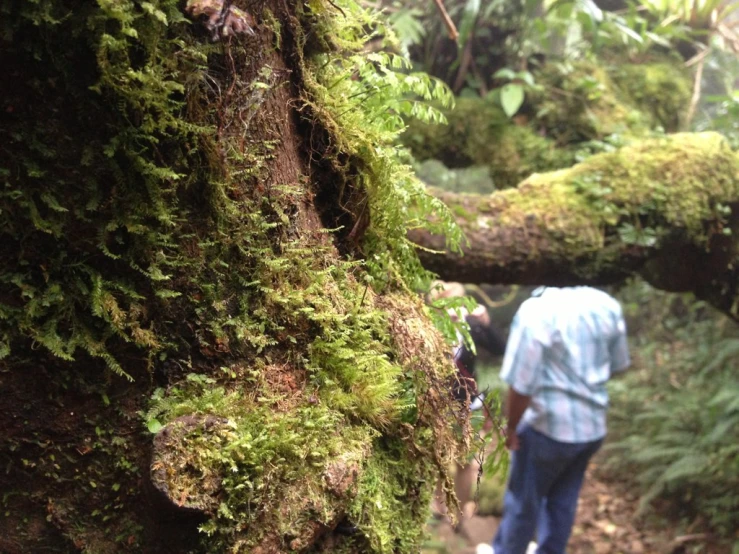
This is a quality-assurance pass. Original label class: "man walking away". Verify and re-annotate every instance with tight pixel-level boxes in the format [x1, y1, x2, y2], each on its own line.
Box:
[491, 287, 630, 554]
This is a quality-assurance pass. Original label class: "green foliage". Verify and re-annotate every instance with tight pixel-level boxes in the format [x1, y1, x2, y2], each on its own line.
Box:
[379, 0, 536, 94]
[386, 6, 426, 54]
[530, 60, 651, 143]
[701, 90, 739, 149]
[639, 0, 739, 31]
[608, 283, 739, 538]
[402, 97, 576, 189]
[489, 68, 538, 118]
[538, 0, 690, 60]
[402, 55, 691, 191]
[305, 2, 463, 292]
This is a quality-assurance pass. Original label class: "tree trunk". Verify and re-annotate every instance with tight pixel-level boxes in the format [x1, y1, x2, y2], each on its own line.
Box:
[411, 133, 739, 320]
[0, 2, 465, 552]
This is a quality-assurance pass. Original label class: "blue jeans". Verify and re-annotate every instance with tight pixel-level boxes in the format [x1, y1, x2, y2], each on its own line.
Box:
[492, 425, 602, 554]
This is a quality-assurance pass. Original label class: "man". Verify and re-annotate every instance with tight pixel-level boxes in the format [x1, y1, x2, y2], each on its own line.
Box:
[491, 286, 630, 554]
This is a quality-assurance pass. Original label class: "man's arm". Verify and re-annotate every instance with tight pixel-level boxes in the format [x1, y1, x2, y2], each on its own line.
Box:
[498, 302, 543, 450]
[504, 387, 530, 451]
[609, 310, 631, 377]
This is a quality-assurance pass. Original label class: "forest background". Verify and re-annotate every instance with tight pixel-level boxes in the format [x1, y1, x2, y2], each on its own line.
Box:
[386, 0, 739, 551]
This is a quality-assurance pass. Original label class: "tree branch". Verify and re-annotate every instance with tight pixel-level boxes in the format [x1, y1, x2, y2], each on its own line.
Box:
[411, 133, 739, 319]
[432, 0, 459, 41]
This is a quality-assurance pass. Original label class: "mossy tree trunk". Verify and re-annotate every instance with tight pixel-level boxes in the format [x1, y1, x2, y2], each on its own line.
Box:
[412, 133, 739, 320]
[0, 2, 465, 553]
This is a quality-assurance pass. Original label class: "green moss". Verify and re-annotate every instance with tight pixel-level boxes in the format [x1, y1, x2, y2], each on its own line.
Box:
[148, 374, 374, 550]
[531, 60, 651, 144]
[403, 98, 575, 189]
[475, 132, 739, 257]
[610, 62, 692, 132]
[144, 281, 463, 551]
[481, 125, 577, 189]
[348, 439, 436, 553]
[2, 1, 469, 552]
[450, 203, 477, 221]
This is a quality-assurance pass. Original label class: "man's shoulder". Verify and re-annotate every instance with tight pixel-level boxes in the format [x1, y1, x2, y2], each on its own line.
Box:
[588, 289, 624, 319]
[516, 296, 548, 320]
[563, 287, 623, 316]
[517, 286, 624, 323]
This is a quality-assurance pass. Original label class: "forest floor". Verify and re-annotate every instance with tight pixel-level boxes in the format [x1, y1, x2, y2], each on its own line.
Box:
[422, 455, 732, 554]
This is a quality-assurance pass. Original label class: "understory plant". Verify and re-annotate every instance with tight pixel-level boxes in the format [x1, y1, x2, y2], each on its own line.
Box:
[607, 282, 739, 541]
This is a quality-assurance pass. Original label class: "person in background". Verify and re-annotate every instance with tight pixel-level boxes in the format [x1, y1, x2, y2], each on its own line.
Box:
[430, 282, 506, 528]
[490, 286, 630, 554]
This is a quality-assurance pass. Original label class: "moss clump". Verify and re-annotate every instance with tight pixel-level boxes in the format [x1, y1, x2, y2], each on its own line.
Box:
[403, 98, 575, 189]
[147, 373, 374, 551]
[530, 60, 650, 144]
[145, 283, 464, 552]
[610, 62, 691, 132]
[479, 132, 739, 254]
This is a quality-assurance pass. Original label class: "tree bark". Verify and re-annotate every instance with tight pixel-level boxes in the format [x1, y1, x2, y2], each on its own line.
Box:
[411, 133, 739, 320]
[0, 2, 464, 553]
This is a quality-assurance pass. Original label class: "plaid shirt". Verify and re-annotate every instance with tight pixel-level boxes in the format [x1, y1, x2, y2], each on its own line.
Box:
[500, 287, 630, 443]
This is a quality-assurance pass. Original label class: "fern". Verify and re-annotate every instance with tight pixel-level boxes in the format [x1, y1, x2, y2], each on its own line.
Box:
[607, 283, 739, 536]
[304, 0, 463, 292]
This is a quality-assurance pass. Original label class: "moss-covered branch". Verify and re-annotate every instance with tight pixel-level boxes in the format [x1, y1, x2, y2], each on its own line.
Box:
[411, 133, 739, 319]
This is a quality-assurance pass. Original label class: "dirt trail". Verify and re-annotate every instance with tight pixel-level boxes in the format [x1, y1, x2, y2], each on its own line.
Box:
[423, 460, 731, 554]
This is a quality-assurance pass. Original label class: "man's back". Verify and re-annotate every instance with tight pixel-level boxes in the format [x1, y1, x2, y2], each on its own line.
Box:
[500, 287, 630, 443]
